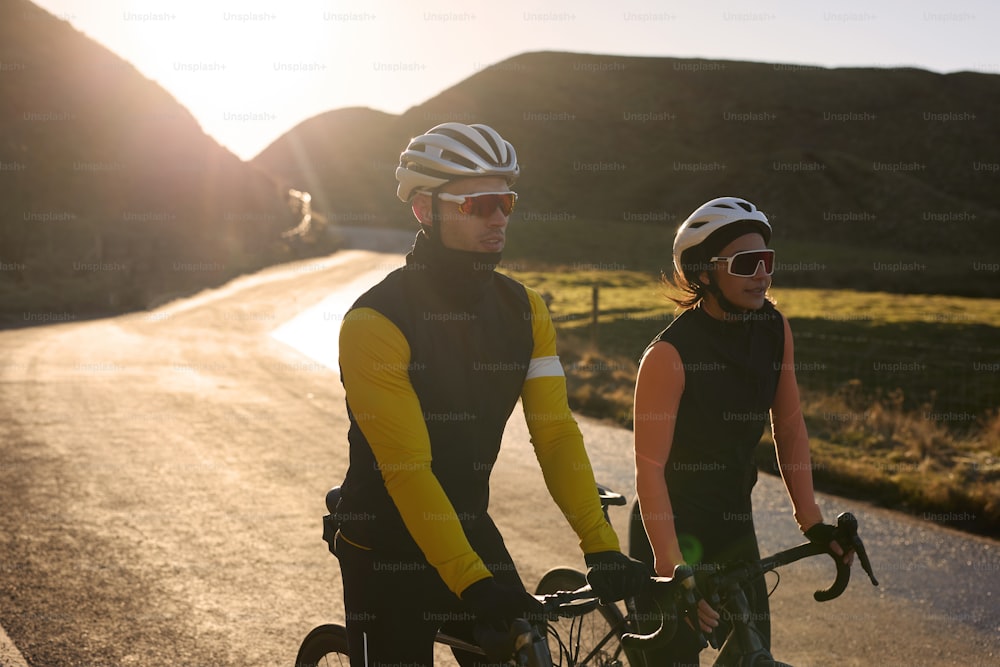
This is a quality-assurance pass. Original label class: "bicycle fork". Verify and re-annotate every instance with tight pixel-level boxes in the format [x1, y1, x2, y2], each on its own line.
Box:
[711, 588, 772, 667]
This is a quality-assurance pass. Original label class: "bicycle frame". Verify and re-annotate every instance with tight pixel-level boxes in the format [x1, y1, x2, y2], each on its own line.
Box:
[700, 544, 826, 666]
[441, 620, 552, 666]
[435, 591, 605, 666]
[545, 600, 630, 666]
[432, 630, 486, 656]
[566, 626, 627, 666]
[708, 577, 772, 667]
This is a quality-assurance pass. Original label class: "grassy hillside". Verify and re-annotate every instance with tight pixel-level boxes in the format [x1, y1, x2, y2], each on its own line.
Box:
[501, 215, 995, 298]
[0, 0, 305, 324]
[254, 51, 1000, 298]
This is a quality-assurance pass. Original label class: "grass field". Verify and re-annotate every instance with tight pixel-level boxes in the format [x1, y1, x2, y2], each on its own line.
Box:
[500, 265, 1000, 538]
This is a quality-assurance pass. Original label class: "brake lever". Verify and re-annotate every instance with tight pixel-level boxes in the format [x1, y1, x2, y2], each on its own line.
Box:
[848, 532, 879, 588]
[835, 512, 879, 587]
[677, 568, 709, 650]
[814, 512, 879, 601]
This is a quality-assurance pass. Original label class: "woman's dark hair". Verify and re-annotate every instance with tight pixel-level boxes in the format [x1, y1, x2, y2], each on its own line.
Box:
[663, 247, 712, 310]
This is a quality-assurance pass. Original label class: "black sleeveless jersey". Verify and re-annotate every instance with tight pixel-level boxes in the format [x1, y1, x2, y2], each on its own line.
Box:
[647, 302, 785, 521]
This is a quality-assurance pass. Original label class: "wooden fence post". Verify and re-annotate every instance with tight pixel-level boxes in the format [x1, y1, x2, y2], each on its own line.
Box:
[591, 285, 599, 349]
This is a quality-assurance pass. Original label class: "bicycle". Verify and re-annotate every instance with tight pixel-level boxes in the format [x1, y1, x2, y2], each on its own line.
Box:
[296, 485, 633, 667]
[296, 485, 878, 667]
[536, 507, 879, 667]
[296, 586, 614, 667]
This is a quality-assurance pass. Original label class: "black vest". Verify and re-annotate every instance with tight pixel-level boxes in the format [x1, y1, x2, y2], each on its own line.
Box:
[338, 234, 534, 554]
[647, 303, 785, 525]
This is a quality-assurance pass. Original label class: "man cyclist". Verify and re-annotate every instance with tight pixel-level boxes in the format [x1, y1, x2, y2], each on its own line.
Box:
[333, 122, 648, 666]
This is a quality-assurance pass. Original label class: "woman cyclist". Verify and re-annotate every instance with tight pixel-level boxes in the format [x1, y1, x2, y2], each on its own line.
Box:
[629, 197, 852, 664]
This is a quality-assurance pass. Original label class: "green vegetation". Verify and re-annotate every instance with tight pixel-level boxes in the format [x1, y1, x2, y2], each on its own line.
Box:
[502, 216, 996, 297]
[501, 264, 1000, 538]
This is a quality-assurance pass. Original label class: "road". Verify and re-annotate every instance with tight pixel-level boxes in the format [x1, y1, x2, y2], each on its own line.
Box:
[1, 239, 997, 666]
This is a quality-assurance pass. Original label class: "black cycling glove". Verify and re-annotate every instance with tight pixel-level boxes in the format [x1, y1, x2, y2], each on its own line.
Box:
[804, 522, 839, 552]
[584, 550, 651, 604]
[461, 577, 544, 627]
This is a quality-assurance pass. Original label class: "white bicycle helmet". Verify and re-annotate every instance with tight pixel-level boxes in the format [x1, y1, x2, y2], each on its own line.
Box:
[395, 123, 519, 201]
[672, 197, 771, 279]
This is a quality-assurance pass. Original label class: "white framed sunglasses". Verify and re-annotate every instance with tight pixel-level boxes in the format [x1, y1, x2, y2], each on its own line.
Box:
[422, 191, 518, 217]
[709, 249, 775, 277]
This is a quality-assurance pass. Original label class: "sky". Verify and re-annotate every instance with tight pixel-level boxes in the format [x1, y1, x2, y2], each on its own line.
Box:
[31, 0, 1000, 161]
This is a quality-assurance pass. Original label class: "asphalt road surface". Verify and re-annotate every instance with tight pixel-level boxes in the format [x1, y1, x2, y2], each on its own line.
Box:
[1, 240, 997, 666]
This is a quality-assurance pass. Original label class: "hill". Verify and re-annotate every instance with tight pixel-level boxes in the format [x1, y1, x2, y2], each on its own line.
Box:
[0, 0, 301, 324]
[254, 51, 1000, 297]
[252, 107, 401, 228]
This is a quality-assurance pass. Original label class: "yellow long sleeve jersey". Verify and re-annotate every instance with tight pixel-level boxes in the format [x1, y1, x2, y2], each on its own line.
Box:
[336, 248, 619, 597]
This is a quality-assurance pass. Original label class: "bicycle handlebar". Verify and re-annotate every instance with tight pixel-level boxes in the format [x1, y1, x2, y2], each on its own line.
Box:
[473, 587, 603, 665]
[810, 512, 879, 601]
[535, 585, 602, 619]
[617, 572, 688, 651]
[621, 511, 879, 651]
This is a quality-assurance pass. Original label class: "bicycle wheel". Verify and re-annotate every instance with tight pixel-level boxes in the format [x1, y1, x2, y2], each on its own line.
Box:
[750, 661, 793, 667]
[295, 623, 350, 667]
[535, 567, 631, 667]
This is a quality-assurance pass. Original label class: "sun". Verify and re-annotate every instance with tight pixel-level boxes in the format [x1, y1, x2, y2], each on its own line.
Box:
[125, 4, 342, 160]
[47, 0, 409, 160]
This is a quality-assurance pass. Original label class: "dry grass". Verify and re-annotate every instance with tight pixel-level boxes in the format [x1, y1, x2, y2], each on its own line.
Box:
[794, 383, 1000, 534]
[558, 336, 639, 427]
[555, 330, 1000, 538]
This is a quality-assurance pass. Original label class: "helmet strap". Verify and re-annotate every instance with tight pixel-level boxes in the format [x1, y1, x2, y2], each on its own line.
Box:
[423, 185, 445, 246]
[704, 275, 747, 316]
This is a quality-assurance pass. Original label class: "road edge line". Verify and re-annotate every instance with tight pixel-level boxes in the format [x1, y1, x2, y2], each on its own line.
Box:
[0, 622, 29, 667]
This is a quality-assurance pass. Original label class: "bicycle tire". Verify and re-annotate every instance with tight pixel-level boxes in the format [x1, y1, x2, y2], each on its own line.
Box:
[295, 623, 350, 667]
[535, 567, 631, 667]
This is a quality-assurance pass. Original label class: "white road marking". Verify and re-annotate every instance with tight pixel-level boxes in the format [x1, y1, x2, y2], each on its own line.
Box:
[0, 622, 30, 667]
[155, 251, 367, 319]
[270, 266, 396, 373]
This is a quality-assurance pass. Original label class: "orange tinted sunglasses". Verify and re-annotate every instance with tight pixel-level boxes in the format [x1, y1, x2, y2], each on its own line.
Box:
[435, 191, 518, 217]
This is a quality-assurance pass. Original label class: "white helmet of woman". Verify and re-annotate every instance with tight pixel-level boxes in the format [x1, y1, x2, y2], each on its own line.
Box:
[672, 197, 772, 281]
[395, 123, 520, 202]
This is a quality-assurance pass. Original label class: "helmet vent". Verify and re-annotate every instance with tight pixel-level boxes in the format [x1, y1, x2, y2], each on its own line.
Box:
[479, 131, 503, 164]
[438, 127, 497, 165]
[440, 150, 477, 170]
